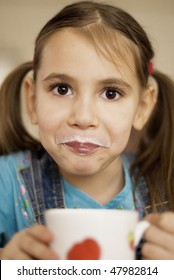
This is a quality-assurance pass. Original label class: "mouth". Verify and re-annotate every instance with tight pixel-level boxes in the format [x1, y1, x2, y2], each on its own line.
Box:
[62, 141, 101, 155]
[55, 135, 110, 156]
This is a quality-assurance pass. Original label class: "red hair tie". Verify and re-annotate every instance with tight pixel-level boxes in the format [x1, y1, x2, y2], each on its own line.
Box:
[148, 61, 154, 75]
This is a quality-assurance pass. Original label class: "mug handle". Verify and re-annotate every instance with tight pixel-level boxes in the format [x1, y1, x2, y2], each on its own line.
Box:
[134, 220, 150, 247]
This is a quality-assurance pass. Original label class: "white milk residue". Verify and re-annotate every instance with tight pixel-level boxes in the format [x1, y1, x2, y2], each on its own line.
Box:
[55, 135, 111, 148]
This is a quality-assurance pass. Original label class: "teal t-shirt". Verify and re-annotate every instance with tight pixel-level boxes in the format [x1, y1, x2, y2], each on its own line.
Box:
[62, 157, 135, 210]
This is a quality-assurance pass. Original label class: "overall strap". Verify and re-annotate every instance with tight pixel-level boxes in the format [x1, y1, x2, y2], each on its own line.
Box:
[135, 176, 169, 215]
[134, 175, 152, 217]
[123, 153, 169, 217]
[122, 153, 151, 216]
[20, 150, 65, 224]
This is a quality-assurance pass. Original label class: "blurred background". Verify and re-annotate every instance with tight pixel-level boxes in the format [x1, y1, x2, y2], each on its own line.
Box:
[0, 0, 174, 83]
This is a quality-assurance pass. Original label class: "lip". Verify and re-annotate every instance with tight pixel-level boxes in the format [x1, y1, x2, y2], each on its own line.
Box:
[55, 136, 110, 148]
[63, 141, 101, 155]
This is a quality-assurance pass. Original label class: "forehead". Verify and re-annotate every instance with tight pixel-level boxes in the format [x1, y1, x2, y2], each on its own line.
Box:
[38, 27, 139, 87]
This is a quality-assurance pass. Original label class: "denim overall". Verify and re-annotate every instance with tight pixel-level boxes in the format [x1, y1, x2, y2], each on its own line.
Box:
[20, 150, 65, 225]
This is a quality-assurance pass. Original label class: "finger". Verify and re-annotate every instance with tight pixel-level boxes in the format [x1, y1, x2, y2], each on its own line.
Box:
[141, 256, 149, 260]
[19, 234, 59, 260]
[142, 242, 174, 260]
[145, 212, 174, 233]
[16, 226, 58, 260]
[27, 224, 54, 244]
[2, 250, 31, 260]
[1, 240, 31, 260]
[144, 225, 174, 252]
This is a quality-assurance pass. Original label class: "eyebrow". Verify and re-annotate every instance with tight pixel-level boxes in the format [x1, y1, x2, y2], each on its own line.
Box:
[43, 73, 132, 89]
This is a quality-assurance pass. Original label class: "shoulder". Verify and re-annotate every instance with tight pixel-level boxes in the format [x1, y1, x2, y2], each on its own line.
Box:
[0, 151, 34, 245]
[0, 150, 32, 187]
[0, 150, 32, 213]
[0, 150, 31, 169]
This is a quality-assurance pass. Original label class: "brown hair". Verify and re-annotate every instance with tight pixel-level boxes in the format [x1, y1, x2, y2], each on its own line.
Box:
[132, 70, 174, 211]
[0, 62, 41, 154]
[0, 1, 174, 210]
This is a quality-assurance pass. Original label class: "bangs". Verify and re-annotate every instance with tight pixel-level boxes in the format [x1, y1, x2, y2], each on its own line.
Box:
[76, 23, 141, 84]
[36, 22, 145, 87]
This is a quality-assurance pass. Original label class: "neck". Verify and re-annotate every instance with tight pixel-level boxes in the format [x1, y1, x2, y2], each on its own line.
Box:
[59, 157, 124, 205]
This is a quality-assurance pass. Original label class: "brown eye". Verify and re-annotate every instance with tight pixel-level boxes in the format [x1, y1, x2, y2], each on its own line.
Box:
[101, 87, 123, 100]
[57, 85, 69, 95]
[105, 89, 118, 99]
[51, 83, 73, 96]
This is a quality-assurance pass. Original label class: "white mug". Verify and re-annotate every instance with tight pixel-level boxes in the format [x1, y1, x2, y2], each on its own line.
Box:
[45, 209, 149, 260]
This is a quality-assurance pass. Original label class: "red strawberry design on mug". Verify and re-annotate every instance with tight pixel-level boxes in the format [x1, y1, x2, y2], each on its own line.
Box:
[67, 238, 101, 260]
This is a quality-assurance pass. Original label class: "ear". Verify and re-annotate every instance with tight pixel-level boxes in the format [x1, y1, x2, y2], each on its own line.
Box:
[133, 82, 158, 131]
[23, 76, 38, 125]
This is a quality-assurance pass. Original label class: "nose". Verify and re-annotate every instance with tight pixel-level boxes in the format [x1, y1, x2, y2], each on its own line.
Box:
[68, 95, 98, 129]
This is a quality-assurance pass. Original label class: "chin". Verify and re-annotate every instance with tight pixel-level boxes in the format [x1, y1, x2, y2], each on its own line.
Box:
[65, 161, 99, 176]
[52, 151, 104, 176]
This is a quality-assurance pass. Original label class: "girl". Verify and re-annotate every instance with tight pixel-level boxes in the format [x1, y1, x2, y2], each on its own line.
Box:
[0, 1, 174, 260]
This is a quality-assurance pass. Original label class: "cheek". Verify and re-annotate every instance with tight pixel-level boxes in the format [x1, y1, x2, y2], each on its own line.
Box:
[38, 113, 62, 129]
[106, 112, 135, 147]
[35, 97, 67, 131]
[111, 123, 132, 146]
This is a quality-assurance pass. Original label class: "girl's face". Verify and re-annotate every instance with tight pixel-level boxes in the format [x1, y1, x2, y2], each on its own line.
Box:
[28, 29, 149, 177]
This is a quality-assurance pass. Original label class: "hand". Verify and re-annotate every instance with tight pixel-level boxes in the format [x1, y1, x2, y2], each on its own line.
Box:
[0, 224, 59, 260]
[141, 212, 174, 259]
